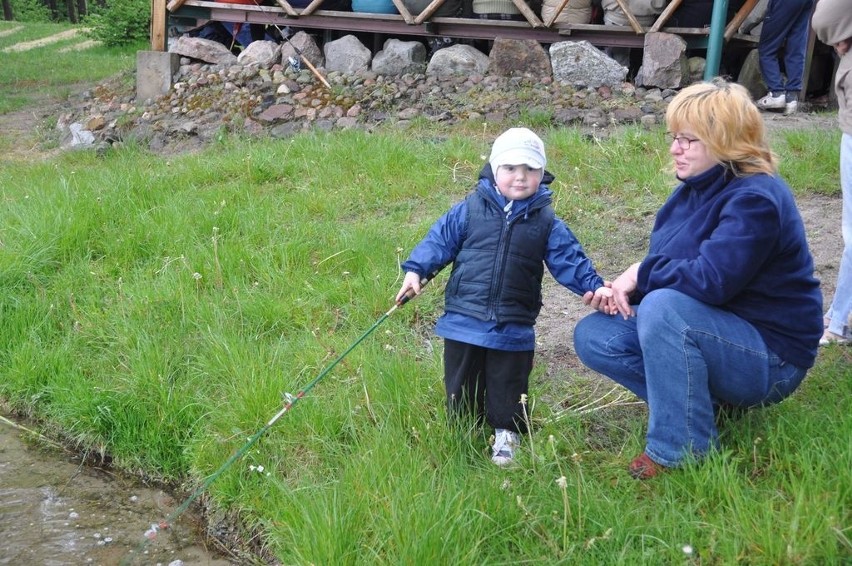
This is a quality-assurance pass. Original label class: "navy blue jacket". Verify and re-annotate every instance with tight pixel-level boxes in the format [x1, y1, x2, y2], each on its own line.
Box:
[444, 181, 554, 325]
[637, 164, 823, 368]
[401, 165, 605, 351]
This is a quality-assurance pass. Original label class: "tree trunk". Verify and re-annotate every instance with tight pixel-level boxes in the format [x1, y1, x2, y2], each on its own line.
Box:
[2, 0, 13, 20]
[76, 0, 86, 17]
[45, 0, 59, 20]
[65, 0, 77, 22]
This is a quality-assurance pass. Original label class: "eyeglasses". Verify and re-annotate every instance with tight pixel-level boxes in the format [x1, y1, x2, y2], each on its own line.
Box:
[668, 134, 700, 150]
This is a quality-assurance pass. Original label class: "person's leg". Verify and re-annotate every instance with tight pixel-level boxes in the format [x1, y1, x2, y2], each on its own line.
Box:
[826, 133, 852, 338]
[758, 0, 794, 95]
[780, 0, 815, 96]
[483, 349, 535, 433]
[444, 339, 486, 424]
[637, 289, 808, 467]
[573, 311, 647, 399]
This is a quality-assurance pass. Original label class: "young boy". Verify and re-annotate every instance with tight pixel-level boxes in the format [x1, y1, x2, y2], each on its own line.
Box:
[395, 127, 612, 466]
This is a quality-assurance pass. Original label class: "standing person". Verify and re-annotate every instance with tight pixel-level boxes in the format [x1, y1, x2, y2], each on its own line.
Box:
[396, 128, 613, 467]
[813, 0, 852, 345]
[755, 0, 816, 115]
[574, 79, 823, 479]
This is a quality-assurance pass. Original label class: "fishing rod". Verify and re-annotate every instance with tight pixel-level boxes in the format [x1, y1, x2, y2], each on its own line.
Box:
[121, 269, 439, 564]
[274, 24, 333, 89]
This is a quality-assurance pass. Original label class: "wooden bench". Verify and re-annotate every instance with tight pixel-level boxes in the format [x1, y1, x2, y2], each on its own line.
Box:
[157, 0, 761, 46]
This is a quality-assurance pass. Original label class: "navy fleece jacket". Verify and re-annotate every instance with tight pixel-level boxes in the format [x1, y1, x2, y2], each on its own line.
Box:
[637, 164, 823, 368]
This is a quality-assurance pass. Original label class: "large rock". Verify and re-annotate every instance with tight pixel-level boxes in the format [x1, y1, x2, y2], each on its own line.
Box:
[737, 48, 765, 100]
[324, 34, 372, 74]
[549, 40, 627, 88]
[237, 40, 280, 68]
[281, 31, 324, 70]
[169, 36, 237, 65]
[426, 44, 489, 77]
[372, 38, 427, 75]
[635, 32, 688, 89]
[488, 37, 551, 78]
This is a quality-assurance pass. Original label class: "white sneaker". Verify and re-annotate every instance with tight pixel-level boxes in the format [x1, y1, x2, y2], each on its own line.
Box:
[491, 429, 520, 466]
[756, 92, 785, 110]
[784, 100, 798, 115]
[819, 330, 849, 346]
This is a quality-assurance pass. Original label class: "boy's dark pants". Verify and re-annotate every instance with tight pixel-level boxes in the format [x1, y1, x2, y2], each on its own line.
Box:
[443, 338, 534, 433]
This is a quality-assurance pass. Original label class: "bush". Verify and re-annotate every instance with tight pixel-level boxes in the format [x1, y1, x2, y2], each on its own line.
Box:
[84, 0, 151, 47]
[10, 0, 53, 22]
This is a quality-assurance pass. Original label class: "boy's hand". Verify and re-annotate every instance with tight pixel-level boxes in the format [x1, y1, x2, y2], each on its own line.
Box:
[395, 271, 423, 304]
[591, 286, 618, 316]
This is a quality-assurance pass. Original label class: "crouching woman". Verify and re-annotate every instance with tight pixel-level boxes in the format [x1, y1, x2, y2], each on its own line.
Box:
[573, 79, 823, 479]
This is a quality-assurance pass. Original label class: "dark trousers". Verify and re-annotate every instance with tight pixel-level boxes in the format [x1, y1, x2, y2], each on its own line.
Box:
[443, 339, 534, 433]
[758, 0, 815, 94]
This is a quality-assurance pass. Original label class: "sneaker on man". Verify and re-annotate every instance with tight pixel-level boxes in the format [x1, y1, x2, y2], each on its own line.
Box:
[819, 329, 849, 346]
[491, 429, 520, 466]
[756, 92, 785, 110]
[783, 100, 798, 115]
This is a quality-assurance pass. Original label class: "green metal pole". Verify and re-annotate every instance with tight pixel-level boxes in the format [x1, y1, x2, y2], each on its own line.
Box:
[703, 0, 729, 80]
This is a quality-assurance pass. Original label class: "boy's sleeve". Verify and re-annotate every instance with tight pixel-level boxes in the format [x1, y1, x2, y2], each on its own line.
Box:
[401, 201, 467, 277]
[544, 217, 605, 295]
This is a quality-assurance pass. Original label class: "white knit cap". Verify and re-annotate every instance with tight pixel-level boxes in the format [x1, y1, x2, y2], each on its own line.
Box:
[489, 127, 546, 176]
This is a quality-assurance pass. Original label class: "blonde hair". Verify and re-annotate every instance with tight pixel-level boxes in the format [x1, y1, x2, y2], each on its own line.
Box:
[665, 79, 777, 176]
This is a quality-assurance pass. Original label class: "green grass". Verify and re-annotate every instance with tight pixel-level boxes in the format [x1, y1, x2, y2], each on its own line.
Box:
[0, 21, 849, 565]
[0, 21, 143, 114]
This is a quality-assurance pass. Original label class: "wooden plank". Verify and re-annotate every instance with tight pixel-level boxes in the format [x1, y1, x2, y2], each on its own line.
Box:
[648, 0, 682, 33]
[273, 0, 300, 17]
[389, 0, 415, 23]
[511, 0, 544, 28]
[800, 2, 818, 97]
[723, 0, 758, 42]
[613, 0, 644, 34]
[299, 0, 326, 16]
[543, 0, 571, 29]
[166, 0, 189, 12]
[413, 0, 449, 25]
[151, 0, 167, 50]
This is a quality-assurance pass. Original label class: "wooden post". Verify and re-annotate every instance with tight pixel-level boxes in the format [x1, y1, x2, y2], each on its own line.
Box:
[543, 0, 571, 28]
[723, 0, 758, 41]
[613, 0, 644, 34]
[151, 0, 167, 51]
[648, 0, 682, 33]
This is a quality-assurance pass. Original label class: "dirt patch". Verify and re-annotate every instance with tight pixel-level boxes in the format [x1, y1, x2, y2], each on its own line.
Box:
[1, 28, 91, 53]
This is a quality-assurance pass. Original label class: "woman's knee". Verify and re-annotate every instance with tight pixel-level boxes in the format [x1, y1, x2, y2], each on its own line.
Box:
[573, 313, 599, 363]
[636, 289, 708, 340]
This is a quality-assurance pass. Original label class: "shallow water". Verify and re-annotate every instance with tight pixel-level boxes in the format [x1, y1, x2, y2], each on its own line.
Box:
[0, 416, 234, 566]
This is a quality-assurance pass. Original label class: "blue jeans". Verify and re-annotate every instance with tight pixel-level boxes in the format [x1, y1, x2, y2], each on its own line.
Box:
[826, 133, 852, 337]
[757, 0, 814, 95]
[573, 289, 807, 467]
